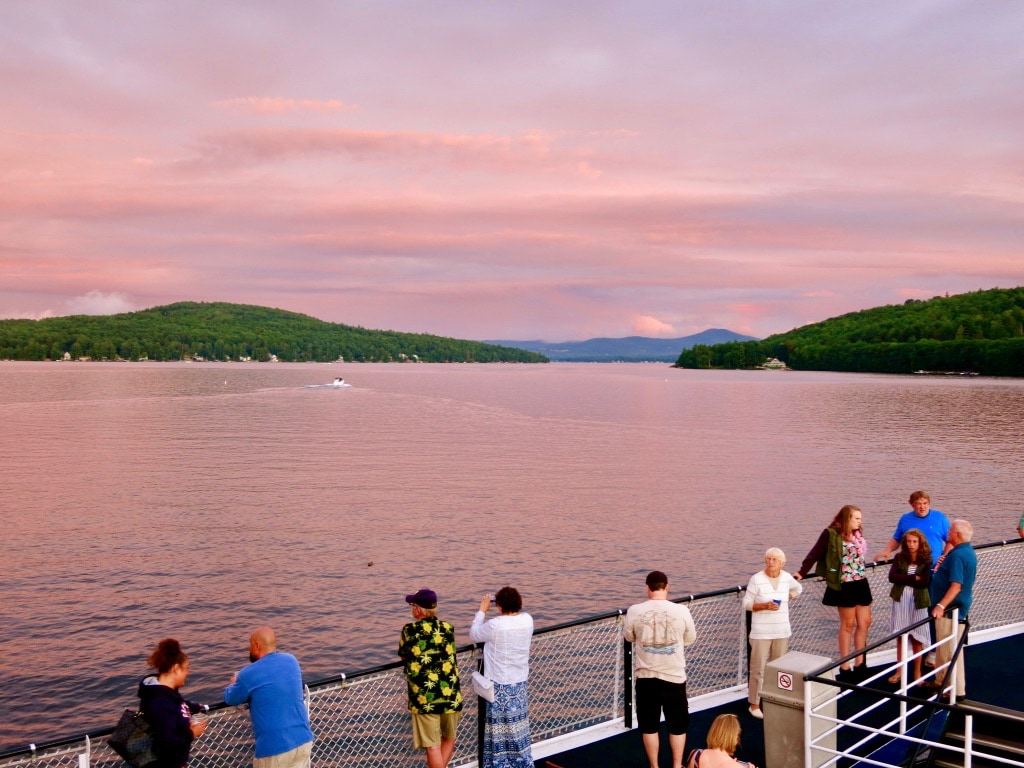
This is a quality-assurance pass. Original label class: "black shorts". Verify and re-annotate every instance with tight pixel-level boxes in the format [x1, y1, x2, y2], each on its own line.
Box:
[822, 578, 872, 608]
[635, 677, 689, 735]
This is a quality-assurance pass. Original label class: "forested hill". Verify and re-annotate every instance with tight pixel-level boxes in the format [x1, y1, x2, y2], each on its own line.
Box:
[0, 302, 548, 363]
[675, 287, 1024, 376]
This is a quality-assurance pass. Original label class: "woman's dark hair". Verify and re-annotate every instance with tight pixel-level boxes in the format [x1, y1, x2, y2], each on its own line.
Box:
[495, 586, 522, 614]
[148, 638, 188, 674]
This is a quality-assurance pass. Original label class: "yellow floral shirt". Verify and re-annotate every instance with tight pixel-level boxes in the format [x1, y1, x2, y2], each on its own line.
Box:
[398, 617, 463, 713]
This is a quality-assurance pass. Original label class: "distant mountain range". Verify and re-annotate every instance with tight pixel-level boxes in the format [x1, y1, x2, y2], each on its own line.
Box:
[484, 329, 759, 362]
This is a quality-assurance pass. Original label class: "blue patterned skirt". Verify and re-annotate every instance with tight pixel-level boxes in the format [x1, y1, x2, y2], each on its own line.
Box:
[483, 681, 533, 768]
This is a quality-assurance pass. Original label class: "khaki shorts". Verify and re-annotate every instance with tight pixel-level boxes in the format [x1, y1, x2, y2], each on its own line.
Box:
[411, 711, 462, 749]
[252, 741, 312, 768]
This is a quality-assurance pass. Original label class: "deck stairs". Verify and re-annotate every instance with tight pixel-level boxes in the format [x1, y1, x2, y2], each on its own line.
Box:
[925, 700, 1024, 768]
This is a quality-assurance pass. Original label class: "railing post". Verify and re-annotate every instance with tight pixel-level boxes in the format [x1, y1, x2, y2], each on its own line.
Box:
[741, 598, 750, 688]
[898, 633, 908, 734]
[803, 678, 812, 768]
[964, 713, 973, 768]
[623, 638, 634, 729]
[477, 654, 486, 766]
[949, 608, 960, 702]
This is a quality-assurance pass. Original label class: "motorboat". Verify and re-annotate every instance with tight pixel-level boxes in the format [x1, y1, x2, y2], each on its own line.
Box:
[304, 377, 352, 389]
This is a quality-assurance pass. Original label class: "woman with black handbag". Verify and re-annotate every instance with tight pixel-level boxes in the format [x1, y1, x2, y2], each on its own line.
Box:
[138, 639, 208, 768]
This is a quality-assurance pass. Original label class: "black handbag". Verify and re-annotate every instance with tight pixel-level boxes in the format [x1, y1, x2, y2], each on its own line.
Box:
[108, 708, 159, 768]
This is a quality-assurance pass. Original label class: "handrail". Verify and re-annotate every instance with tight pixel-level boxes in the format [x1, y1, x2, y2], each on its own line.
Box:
[800, 607, 1024, 768]
[2, 537, 1021, 765]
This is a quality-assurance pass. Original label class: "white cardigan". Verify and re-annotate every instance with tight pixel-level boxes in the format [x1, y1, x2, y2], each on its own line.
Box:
[742, 571, 802, 640]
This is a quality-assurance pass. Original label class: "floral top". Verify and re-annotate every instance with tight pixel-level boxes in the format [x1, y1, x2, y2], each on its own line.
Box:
[398, 617, 463, 714]
[840, 531, 868, 582]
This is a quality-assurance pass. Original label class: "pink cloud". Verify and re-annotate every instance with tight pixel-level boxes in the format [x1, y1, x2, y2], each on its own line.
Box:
[212, 97, 359, 115]
[1, 3, 1023, 339]
[632, 315, 677, 337]
[65, 291, 137, 315]
[181, 127, 607, 179]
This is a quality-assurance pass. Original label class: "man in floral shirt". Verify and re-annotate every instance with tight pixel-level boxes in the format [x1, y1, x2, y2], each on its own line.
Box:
[399, 588, 463, 768]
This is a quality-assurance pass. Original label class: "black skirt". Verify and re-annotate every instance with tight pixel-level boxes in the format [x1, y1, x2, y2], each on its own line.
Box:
[822, 578, 872, 607]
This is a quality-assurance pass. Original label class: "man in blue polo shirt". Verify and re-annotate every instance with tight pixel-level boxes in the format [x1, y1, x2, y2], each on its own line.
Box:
[928, 520, 977, 699]
[874, 490, 951, 566]
[225, 627, 315, 768]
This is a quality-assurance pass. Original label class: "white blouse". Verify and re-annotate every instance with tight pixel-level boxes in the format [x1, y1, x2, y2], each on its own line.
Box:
[469, 611, 534, 684]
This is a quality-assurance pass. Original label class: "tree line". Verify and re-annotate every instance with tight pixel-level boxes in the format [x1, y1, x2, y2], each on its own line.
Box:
[0, 302, 549, 364]
[675, 287, 1024, 376]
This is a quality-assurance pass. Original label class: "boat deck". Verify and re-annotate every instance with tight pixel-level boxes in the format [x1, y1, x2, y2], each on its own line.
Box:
[541, 630, 1024, 768]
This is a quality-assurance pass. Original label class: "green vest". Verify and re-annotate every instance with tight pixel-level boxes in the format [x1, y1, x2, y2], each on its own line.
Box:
[888, 560, 932, 609]
[815, 527, 844, 592]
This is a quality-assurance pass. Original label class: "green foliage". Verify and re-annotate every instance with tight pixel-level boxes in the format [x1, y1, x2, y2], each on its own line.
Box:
[675, 288, 1024, 376]
[0, 302, 549, 364]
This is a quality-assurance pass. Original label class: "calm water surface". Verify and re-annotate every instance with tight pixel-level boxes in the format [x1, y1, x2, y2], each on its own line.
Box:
[1, 362, 1022, 750]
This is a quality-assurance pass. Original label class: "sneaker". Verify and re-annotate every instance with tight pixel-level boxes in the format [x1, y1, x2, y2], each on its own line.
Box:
[748, 705, 764, 720]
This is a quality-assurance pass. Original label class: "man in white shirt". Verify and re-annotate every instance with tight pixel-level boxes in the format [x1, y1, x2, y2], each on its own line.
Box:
[622, 570, 698, 768]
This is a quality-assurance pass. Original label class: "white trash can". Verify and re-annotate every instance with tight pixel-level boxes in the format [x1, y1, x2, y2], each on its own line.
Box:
[761, 651, 838, 768]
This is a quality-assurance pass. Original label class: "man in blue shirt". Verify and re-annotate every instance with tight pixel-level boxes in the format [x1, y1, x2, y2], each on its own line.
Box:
[874, 490, 951, 566]
[928, 520, 977, 700]
[224, 627, 315, 768]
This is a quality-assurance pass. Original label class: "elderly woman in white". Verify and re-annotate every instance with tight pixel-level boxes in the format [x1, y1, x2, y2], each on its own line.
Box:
[470, 586, 535, 768]
[742, 548, 802, 719]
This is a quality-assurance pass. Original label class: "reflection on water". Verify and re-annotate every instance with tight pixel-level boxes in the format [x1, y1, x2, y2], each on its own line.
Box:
[1, 362, 1022, 750]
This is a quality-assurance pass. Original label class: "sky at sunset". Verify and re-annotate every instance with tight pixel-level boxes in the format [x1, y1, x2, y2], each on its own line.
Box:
[2, 1, 1022, 341]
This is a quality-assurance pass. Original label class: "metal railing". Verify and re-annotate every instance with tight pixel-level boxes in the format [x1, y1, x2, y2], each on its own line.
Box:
[2, 539, 1022, 768]
[800, 538, 1024, 768]
[804, 611, 1024, 768]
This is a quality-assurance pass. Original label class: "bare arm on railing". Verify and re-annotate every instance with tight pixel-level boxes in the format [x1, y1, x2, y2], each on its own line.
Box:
[930, 582, 962, 619]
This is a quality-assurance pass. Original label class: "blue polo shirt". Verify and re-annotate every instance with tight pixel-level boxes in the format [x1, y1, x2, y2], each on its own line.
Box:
[224, 651, 314, 758]
[929, 542, 978, 619]
[893, 509, 950, 561]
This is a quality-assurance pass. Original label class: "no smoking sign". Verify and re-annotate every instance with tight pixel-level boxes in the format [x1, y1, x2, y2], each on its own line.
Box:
[777, 672, 794, 691]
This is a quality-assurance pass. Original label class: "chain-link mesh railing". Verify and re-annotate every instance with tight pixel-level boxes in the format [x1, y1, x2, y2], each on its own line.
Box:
[4, 539, 1020, 768]
[306, 647, 482, 768]
[528, 614, 625, 741]
[788, 538, 1024, 659]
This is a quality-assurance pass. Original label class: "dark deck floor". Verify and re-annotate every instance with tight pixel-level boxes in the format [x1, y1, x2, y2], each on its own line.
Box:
[539, 631, 1024, 768]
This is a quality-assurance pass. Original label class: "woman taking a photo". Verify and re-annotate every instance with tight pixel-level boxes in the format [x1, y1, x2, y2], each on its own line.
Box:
[139, 639, 207, 768]
[887, 528, 932, 684]
[796, 505, 872, 681]
[470, 586, 534, 768]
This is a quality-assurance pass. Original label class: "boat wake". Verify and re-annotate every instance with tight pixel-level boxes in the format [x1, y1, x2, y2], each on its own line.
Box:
[304, 378, 352, 389]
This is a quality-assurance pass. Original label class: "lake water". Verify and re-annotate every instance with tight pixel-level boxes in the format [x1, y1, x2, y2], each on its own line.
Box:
[1, 361, 1022, 751]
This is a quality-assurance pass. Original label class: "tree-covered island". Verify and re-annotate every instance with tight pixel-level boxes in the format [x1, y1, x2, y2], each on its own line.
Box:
[0, 302, 548, 363]
[676, 287, 1024, 377]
